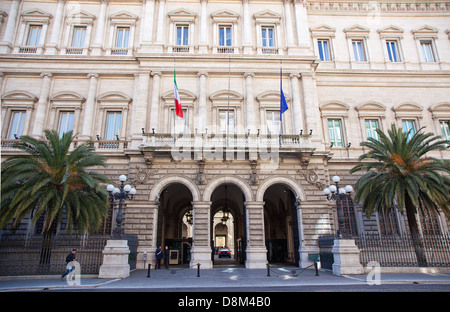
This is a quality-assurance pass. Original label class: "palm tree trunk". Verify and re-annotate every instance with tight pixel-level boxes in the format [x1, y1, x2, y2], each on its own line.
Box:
[38, 230, 53, 273]
[405, 194, 428, 267]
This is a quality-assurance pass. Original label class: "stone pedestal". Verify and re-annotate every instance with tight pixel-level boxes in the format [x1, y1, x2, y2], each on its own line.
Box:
[98, 240, 130, 279]
[190, 246, 213, 269]
[245, 247, 267, 269]
[332, 239, 364, 276]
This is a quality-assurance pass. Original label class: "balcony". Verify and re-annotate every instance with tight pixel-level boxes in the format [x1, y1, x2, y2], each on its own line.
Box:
[140, 133, 313, 154]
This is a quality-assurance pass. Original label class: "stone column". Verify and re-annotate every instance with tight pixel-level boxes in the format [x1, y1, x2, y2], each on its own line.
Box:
[290, 73, 303, 135]
[300, 72, 322, 145]
[245, 201, 267, 269]
[244, 73, 256, 134]
[155, 0, 165, 45]
[0, 0, 21, 53]
[130, 72, 150, 148]
[190, 201, 213, 269]
[91, 0, 108, 56]
[45, 0, 65, 55]
[197, 72, 208, 132]
[31, 73, 52, 138]
[293, 0, 311, 51]
[242, 0, 252, 54]
[149, 71, 161, 132]
[198, 0, 208, 53]
[80, 74, 99, 141]
[283, 0, 294, 48]
[141, 0, 155, 44]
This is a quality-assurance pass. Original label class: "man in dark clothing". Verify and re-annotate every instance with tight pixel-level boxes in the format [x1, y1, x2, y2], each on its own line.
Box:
[155, 246, 163, 269]
[164, 246, 170, 269]
[61, 249, 77, 280]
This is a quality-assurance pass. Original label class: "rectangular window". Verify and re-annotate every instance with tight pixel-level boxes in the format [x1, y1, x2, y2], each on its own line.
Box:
[219, 110, 235, 135]
[115, 27, 130, 48]
[420, 40, 436, 62]
[261, 27, 274, 47]
[402, 119, 416, 142]
[7, 111, 26, 139]
[219, 26, 232, 47]
[71, 26, 86, 47]
[386, 40, 400, 62]
[176, 25, 189, 46]
[352, 40, 366, 62]
[105, 112, 122, 140]
[26, 25, 42, 46]
[58, 112, 74, 138]
[317, 39, 331, 61]
[440, 120, 450, 140]
[266, 110, 282, 135]
[328, 119, 344, 147]
[365, 119, 380, 140]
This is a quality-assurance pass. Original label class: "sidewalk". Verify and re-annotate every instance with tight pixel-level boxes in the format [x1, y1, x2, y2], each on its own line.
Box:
[1, 264, 450, 291]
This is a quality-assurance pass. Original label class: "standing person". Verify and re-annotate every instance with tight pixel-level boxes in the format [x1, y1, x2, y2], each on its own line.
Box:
[61, 249, 77, 280]
[164, 246, 170, 269]
[155, 245, 163, 269]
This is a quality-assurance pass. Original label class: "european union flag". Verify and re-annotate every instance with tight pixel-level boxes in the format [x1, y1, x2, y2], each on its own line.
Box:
[280, 68, 288, 121]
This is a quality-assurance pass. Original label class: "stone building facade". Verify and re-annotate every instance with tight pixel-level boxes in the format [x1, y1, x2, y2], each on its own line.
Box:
[0, 0, 449, 269]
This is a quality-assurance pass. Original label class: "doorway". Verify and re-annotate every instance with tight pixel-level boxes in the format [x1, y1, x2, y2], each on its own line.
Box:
[263, 184, 300, 266]
[210, 183, 246, 266]
[156, 183, 193, 265]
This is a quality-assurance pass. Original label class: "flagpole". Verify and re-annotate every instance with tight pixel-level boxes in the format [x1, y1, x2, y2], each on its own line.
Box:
[227, 55, 231, 146]
[173, 57, 176, 141]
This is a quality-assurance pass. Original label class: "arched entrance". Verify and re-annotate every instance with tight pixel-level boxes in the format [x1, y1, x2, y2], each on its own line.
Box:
[263, 184, 300, 266]
[156, 183, 194, 265]
[210, 183, 246, 266]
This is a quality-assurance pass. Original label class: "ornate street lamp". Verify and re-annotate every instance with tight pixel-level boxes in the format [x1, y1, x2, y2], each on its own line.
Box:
[106, 175, 136, 239]
[186, 209, 193, 225]
[323, 176, 357, 238]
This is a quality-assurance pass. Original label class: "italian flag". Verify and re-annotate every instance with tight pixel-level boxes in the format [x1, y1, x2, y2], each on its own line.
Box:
[174, 70, 183, 118]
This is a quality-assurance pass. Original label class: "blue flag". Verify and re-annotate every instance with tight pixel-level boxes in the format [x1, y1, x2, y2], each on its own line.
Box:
[280, 68, 288, 121]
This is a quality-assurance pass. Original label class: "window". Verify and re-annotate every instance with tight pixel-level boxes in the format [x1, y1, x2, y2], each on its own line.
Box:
[266, 111, 281, 135]
[7, 111, 26, 139]
[317, 39, 331, 61]
[58, 112, 74, 138]
[176, 25, 189, 46]
[26, 25, 42, 46]
[219, 110, 235, 135]
[440, 120, 450, 140]
[261, 26, 274, 48]
[105, 112, 122, 140]
[386, 40, 401, 62]
[115, 27, 130, 48]
[328, 119, 343, 147]
[171, 109, 187, 134]
[71, 26, 86, 47]
[402, 119, 416, 141]
[352, 40, 366, 62]
[420, 40, 436, 62]
[365, 119, 380, 140]
[219, 26, 232, 47]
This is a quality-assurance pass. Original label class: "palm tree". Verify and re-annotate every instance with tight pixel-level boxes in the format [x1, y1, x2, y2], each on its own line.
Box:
[1, 130, 111, 267]
[350, 124, 450, 266]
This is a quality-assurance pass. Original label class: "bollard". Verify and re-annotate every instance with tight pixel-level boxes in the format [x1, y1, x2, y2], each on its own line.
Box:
[314, 260, 319, 276]
[147, 263, 151, 278]
[266, 263, 270, 277]
[197, 263, 200, 277]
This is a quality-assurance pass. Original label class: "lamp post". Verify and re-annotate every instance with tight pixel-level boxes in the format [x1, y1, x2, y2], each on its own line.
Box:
[323, 176, 356, 238]
[106, 175, 136, 239]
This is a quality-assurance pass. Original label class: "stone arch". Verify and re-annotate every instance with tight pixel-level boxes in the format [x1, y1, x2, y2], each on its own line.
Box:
[202, 175, 254, 202]
[149, 174, 200, 202]
[256, 176, 306, 202]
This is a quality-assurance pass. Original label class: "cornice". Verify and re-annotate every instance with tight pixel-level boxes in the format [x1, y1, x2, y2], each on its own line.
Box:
[306, 1, 450, 14]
